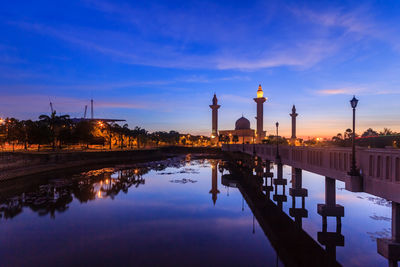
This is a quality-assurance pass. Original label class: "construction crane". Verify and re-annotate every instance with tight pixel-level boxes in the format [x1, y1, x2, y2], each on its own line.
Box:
[70, 98, 125, 124]
[50, 102, 54, 114]
[91, 99, 94, 119]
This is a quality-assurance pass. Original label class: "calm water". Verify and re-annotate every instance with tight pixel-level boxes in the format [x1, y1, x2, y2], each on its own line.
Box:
[0, 156, 392, 266]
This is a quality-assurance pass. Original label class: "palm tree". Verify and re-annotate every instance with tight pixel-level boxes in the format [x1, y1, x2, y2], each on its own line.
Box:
[131, 126, 148, 148]
[39, 111, 70, 150]
[362, 128, 378, 137]
[380, 128, 394, 136]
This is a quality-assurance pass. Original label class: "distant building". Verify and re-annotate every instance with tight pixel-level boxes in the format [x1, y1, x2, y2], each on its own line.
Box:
[210, 84, 266, 144]
[219, 116, 255, 144]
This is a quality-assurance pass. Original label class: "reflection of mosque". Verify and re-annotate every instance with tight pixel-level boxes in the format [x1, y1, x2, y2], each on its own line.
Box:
[0, 167, 147, 220]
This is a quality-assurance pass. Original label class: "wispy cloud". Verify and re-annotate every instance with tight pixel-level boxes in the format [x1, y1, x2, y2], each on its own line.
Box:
[0, 94, 154, 119]
[9, 3, 358, 71]
[216, 38, 340, 70]
[220, 94, 251, 104]
[0, 79, 172, 92]
[317, 88, 359, 95]
[5, 1, 400, 74]
[316, 85, 400, 96]
[290, 6, 375, 36]
[290, 5, 400, 51]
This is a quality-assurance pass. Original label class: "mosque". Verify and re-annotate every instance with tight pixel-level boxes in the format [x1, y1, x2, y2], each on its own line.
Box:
[210, 84, 267, 145]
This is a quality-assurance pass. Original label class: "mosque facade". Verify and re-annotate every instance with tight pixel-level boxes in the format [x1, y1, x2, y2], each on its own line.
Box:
[210, 84, 267, 144]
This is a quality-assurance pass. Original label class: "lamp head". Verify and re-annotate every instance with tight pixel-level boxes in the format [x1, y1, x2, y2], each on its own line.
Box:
[350, 95, 358, 109]
[257, 84, 264, 98]
[276, 122, 279, 128]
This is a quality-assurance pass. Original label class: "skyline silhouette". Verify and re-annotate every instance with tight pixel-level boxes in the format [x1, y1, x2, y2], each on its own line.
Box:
[0, 1, 400, 137]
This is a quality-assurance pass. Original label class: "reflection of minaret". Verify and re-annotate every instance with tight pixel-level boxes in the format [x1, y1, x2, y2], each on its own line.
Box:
[273, 163, 287, 210]
[253, 84, 267, 143]
[289, 167, 308, 228]
[290, 105, 298, 145]
[209, 94, 220, 146]
[210, 161, 220, 205]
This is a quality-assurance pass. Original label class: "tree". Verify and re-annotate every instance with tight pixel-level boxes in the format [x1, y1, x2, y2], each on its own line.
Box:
[74, 120, 95, 148]
[5, 118, 24, 152]
[344, 128, 352, 140]
[362, 128, 378, 137]
[27, 121, 52, 151]
[379, 128, 394, 136]
[131, 126, 148, 148]
[232, 135, 239, 144]
[39, 111, 70, 150]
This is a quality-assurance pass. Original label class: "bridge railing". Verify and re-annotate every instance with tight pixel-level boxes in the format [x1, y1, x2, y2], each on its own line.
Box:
[223, 144, 400, 184]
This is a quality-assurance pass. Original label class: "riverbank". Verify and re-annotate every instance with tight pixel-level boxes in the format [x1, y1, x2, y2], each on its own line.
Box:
[0, 146, 222, 181]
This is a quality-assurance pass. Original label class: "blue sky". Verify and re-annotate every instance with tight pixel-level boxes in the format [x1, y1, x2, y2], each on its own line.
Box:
[0, 0, 400, 137]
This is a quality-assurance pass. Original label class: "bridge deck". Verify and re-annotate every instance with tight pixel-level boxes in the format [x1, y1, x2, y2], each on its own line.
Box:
[223, 144, 400, 203]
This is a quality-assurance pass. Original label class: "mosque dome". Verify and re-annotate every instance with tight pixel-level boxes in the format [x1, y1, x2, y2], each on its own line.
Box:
[235, 116, 251, 130]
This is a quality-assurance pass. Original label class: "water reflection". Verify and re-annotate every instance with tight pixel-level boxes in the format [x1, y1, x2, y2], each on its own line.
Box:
[0, 165, 155, 220]
[209, 160, 220, 205]
[0, 157, 396, 266]
[221, 155, 398, 267]
[289, 167, 308, 228]
[221, 159, 341, 267]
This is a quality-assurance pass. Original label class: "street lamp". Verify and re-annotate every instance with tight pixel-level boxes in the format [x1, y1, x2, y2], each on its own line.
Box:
[252, 130, 256, 156]
[349, 95, 359, 176]
[275, 122, 280, 161]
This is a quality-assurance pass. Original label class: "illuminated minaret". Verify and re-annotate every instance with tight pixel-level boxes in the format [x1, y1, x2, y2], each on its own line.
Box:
[209, 94, 220, 145]
[253, 84, 267, 143]
[290, 105, 298, 144]
[209, 161, 220, 205]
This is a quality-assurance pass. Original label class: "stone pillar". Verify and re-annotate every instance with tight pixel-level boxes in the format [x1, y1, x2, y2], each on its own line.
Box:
[289, 167, 308, 227]
[393, 203, 400, 243]
[317, 176, 345, 262]
[317, 177, 344, 225]
[263, 160, 274, 198]
[318, 221, 345, 262]
[273, 163, 287, 210]
[209, 94, 220, 146]
[378, 202, 400, 266]
[253, 84, 267, 143]
[290, 105, 298, 145]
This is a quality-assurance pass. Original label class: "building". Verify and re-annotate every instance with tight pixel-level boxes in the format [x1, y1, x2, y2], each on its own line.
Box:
[219, 116, 255, 144]
[254, 84, 267, 142]
[210, 84, 266, 144]
[209, 94, 220, 145]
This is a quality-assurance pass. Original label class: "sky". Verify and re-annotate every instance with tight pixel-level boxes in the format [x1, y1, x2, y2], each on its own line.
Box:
[0, 0, 400, 138]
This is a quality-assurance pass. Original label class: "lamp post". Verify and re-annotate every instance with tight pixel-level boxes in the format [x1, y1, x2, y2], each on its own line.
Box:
[349, 95, 359, 176]
[276, 122, 280, 161]
[252, 130, 256, 156]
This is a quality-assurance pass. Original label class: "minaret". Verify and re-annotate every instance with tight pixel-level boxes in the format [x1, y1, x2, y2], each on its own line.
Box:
[290, 105, 298, 144]
[209, 161, 220, 205]
[253, 84, 267, 143]
[209, 94, 220, 145]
